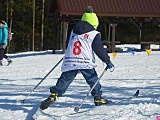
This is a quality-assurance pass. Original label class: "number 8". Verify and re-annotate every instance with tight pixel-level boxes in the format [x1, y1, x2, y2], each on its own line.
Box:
[73, 41, 82, 55]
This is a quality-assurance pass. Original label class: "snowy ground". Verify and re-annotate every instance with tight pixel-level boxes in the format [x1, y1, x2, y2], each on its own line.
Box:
[0, 44, 160, 120]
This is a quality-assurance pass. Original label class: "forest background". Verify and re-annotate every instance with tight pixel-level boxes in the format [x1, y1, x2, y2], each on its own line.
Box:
[0, 0, 160, 53]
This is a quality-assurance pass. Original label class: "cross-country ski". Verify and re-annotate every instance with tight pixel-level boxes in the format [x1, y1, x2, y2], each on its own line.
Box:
[32, 90, 140, 119]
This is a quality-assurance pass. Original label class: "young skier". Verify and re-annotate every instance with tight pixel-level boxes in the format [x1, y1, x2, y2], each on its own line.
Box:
[0, 20, 12, 66]
[40, 6, 114, 110]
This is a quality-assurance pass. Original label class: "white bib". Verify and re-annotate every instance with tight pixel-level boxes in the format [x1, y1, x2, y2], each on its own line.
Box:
[61, 30, 99, 72]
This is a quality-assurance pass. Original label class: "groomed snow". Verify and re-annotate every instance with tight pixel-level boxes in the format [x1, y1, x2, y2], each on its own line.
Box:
[0, 44, 160, 120]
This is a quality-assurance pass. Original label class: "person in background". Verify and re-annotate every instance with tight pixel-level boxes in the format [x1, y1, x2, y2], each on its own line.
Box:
[39, 6, 114, 110]
[0, 20, 12, 66]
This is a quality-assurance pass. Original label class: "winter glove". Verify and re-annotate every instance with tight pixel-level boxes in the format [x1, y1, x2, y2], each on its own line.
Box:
[105, 61, 114, 72]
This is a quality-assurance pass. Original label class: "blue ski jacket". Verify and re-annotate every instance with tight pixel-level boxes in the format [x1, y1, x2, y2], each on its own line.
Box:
[0, 24, 8, 44]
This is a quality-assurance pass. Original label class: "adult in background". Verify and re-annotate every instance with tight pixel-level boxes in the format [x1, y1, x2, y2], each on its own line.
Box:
[0, 20, 12, 66]
[39, 6, 114, 110]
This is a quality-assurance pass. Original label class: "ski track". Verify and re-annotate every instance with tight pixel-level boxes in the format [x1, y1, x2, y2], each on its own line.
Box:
[0, 46, 160, 120]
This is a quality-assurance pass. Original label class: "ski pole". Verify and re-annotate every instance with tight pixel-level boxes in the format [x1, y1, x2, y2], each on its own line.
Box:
[19, 57, 63, 104]
[74, 68, 107, 112]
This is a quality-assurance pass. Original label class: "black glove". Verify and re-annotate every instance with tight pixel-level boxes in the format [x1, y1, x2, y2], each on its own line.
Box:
[105, 61, 114, 71]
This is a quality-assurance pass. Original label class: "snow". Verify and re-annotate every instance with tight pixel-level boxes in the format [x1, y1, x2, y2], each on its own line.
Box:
[0, 44, 160, 120]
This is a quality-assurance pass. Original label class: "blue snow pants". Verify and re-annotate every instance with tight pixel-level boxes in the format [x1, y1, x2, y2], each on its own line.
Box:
[50, 68, 102, 97]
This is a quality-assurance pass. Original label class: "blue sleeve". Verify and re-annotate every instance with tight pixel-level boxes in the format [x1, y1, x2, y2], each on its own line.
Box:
[92, 33, 110, 64]
[2, 27, 8, 44]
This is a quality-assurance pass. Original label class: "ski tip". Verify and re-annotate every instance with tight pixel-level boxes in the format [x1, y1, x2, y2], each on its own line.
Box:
[133, 90, 139, 98]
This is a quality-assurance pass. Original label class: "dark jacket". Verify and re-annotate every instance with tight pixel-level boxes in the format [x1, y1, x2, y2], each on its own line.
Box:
[66, 21, 110, 64]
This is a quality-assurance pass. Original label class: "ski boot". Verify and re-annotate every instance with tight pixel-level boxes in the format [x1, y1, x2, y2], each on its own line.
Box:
[7, 60, 12, 66]
[40, 93, 58, 110]
[94, 96, 109, 106]
[0, 62, 2, 66]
